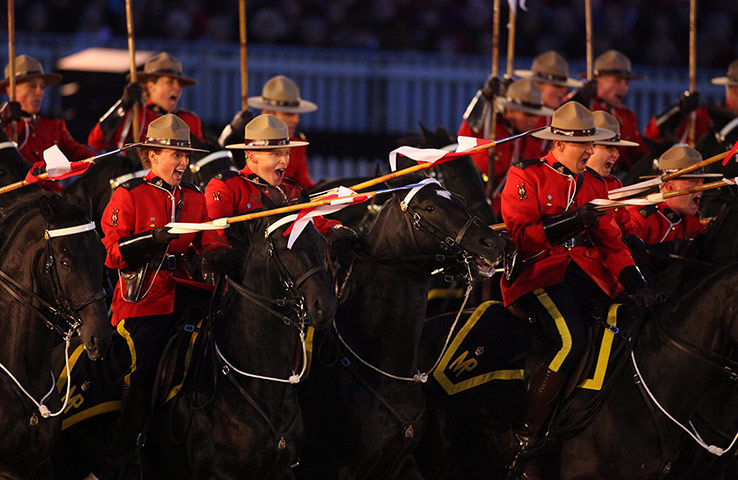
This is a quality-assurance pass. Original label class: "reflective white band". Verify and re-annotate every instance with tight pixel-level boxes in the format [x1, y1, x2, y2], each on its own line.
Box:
[0, 141, 17, 151]
[109, 169, 148, 188]
[266, 214, 299, 237]
[400, 177, 441, 209]
[45, 221, 96, 239]
[165, 222, 228, 234]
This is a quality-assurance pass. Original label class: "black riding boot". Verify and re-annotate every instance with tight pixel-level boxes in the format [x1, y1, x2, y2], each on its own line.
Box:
[118, 383, 150, 480]
[507, 363, 567, 480]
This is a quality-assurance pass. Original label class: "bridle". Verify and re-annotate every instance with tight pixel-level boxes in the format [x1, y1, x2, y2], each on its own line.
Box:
[631, 316, 738, 457]
[215, 213, 327, 384]
[0, 219, 104, 419]
[0, 220, 104, 341]
[335, 178, 491, 383]
[187, 150, 236, 189]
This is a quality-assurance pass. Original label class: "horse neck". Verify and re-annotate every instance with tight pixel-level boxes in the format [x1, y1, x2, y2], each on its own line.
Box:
[0, 250, 56, 388]
[217, 270, 302, 382]
[338, 203, 431, 374]
[637, 288, 735, 418]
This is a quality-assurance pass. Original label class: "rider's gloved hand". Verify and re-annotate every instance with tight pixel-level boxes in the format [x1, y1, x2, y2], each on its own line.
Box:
[120, 82, 144, 110]
[482, 75, 511, 100]
[153, 226, 179, 245]
[575, 203, 604, 227]
[0, 101, 22, 127]
[677, 90, 700, 114]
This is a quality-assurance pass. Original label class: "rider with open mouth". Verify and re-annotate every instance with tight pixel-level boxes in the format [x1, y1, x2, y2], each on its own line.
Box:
[101, 113, 213, 477]
[88, 51, 207, 152]
[585, 111, 641, 239]
[500, 101, 658, 480]
[205, 114, 349, 241]
[626, 145, 719, 246]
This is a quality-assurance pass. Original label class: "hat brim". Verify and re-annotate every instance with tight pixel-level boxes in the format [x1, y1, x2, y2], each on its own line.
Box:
[533, 127, 615, 142]
[495, 97, 554, 116]
[711, 77, 738, 86]
[595, 138, 640, 147]
[248, 97, 318, 114]
[639, 173, 723, 179]
[0, 72, 62, 90]
[226, 140, 309, 150]
[128, 142, 208, 153]
[134, 72, 197, 87]
[514, 69, 583, 88]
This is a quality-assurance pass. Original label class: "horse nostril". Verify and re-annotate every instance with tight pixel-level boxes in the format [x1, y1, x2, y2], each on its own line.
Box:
[313, 298, 324, 317]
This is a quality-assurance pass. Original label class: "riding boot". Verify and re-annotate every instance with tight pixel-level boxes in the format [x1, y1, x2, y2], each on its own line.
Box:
[118, 383, 149, 480]
[507, 363, 567, 480]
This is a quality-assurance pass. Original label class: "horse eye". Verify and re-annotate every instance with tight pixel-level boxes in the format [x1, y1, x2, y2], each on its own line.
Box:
[424, 205, 435, 212]
[60, 260, 71, 270]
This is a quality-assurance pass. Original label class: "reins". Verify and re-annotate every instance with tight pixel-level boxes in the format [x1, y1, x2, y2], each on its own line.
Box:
[631, 319, 738, 456]
[0, 220, 102, 419]
[334, 179, 486, 383]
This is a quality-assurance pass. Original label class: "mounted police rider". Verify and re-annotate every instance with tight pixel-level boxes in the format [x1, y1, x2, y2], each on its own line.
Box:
[88, 52, 207, 151]
[218, 75, 319, 189]
[500, 101, 658, 479]
[101, 114, 212, 475]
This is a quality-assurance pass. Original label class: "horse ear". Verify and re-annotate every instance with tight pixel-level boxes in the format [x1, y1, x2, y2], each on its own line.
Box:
[65, 179, 93, 217]
[39, 194, 56, 221]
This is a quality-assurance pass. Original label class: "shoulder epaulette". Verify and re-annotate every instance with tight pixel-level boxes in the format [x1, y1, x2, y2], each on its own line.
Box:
[181, 181, 201, 193]
[513, 158, 544, 169]
[637, 204, 657, 218]
[214, 170, 241, 181]
[119, 177, 146, 191]
[584, 167, 604, 181]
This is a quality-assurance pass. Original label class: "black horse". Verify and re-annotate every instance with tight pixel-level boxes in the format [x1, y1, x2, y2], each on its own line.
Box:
[296, 174, 505, 480]
[52, 210, 336, 480]
[0, 132, 29, 189]
[0, 190, 111, 479]
[182, 149, 238, 191]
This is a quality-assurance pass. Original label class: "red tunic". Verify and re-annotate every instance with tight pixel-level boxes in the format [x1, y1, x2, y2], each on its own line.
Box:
[603, 175, 637, 236]
[102, 171, 212, 325]
[590, 98, 649, 168]
[88, 100, 203, 151]
[204, 165, 338, 235]
[284, 139, 315, 189]
[500, 152, 636, 305]
[643, 106, 712, 146]
[6, 115, 96, 165]
[626, 201, 705, 245]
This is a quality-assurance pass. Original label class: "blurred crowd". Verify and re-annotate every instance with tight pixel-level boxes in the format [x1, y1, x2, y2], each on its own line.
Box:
[5, 0, 738, 68]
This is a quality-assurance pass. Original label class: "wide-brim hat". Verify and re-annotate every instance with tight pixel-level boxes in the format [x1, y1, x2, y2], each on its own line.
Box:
[132, 52, 197, 87]
[132, 114, 208, 152]
[592, 111, 639, 147]
[711, 59, 738, 86]
[532, 101, 614, 142]
[226, 114, 309, 150]
[0, 54, 62, 90]
[640, 144, 722, 179]
[248, 75, 317, 114]
[495, 78, 554, 116]
[514, 51, 583, 88]
[580, 49, 644, 80]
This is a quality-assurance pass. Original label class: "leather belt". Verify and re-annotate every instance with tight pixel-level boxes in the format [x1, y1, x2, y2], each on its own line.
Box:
[563, 233, 592, 249]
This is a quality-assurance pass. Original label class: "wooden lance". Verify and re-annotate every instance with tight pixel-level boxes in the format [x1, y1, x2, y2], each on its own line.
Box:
[486, 0, 501, 202]
[7, 0, 17, 142]
[585, 0, 593, 82]
[239, 0, 249, 111]
[688, 0, 697, 146]
[125, 0, 140, 143]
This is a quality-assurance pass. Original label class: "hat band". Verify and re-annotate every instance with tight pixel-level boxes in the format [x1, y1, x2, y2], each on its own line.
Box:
[532, 70, 568, 83]
[594, 68, 631, 77]
[605, 134, 621, 142]
[551, 126, 596, 137]
[15, 69, 45, 77]
[261, 97, 300, 108]
[245, 137, 290, 147]
[146, 68, 184, 77]
[507, 97, 544, 110]
[145, 137, 191, 148]
[662, 167, 704, 174]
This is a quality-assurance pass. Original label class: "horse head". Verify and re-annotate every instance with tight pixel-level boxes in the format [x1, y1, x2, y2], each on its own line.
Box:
[373, 174, 505, 278]
[220, 210, 337, 332]
[34, 191, 111, 360]
[183, 150, 237, 191]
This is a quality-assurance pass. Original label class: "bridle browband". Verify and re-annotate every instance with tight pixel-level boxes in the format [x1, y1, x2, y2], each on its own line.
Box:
[0, 220, 104, 341]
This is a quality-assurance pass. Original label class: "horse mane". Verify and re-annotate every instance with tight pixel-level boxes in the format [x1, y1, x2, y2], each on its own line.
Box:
[0, 190, 87, 256]
[659, 262, 738, 320]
